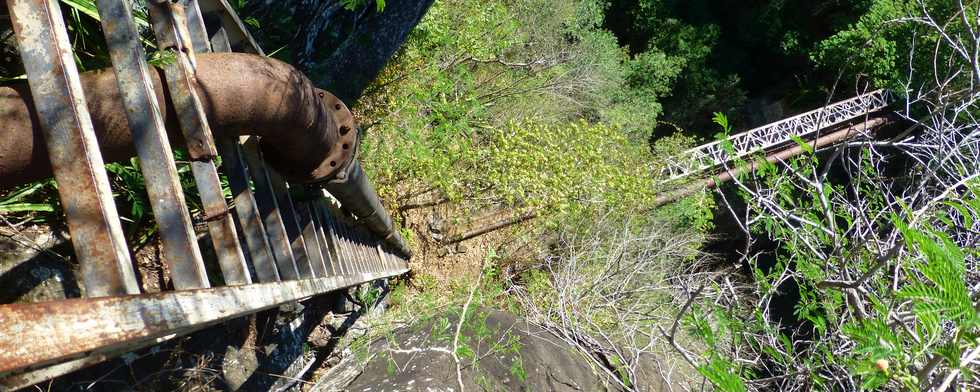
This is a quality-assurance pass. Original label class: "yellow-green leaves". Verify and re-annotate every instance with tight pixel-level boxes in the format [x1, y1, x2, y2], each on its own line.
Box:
[480, 121, 657, 219]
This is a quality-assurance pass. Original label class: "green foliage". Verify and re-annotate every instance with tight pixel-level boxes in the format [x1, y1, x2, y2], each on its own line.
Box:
[603, 0, 746, 134]
[0, 182, 56, 214]
[60, 0, 150, 28]
[147, 49, 178, 68]
[103, 153, 214, 248]
[839, 216, 979, 390]
[356, 285, 384, 306]
[359, 0, 679, 231]
[811, 0, 917, 89]
[810, 0, 980, 93]
[485, 121, 658, 218]
[603, 50, 684, 138]
[685, 303, 751, 392]
[340, 0, 385, 12]
[675, 114, 980, 390]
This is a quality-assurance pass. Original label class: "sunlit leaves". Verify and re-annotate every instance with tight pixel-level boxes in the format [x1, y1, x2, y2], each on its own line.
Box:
[480, 121, 658, 218]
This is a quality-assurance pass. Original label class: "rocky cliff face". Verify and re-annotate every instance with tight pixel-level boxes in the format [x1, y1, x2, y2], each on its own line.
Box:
[242, 0, 434, 103]
[312, 309, 612, 391]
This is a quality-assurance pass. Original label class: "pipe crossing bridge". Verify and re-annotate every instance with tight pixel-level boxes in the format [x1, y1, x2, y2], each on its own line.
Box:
[662, 89, 891, 182]
[0, 0, 410, 389]
[653, 90, 893, 206]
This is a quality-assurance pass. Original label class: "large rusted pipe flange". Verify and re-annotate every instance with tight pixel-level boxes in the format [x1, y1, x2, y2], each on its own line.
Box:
[0, 53, 352, 187]
[0, 52, 410, 258]
[313, 90, 411, 258]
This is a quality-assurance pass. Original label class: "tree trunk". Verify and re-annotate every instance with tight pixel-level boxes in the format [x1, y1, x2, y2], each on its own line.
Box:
[243, 0, 435, 103]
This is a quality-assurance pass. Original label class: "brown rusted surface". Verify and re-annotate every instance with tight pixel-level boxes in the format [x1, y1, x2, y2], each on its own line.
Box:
[147, 1, 249, 287]
[0, 52, 356, 189]
[0, 269, 409, 381]
[96, 0, 210, 290]
[6, 0, 139, 297]
[313, 90, 358, 183]
[148, 2, 215, 160]
[0, 325, 205, 390]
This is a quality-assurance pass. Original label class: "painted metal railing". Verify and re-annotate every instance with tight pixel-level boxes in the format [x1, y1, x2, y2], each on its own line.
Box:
[0, 1, 409, 389]
[661, 89, 890, 182]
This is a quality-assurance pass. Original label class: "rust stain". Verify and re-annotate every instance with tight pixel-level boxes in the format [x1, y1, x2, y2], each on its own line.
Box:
[0, 53, 358, 189]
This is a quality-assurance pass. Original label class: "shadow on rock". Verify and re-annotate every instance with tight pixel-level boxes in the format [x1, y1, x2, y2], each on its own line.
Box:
[314, 308, 607, 391]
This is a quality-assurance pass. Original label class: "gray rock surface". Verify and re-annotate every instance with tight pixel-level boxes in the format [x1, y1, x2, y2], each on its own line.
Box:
[313, 309, 607, 391]
[0, 225, 78, 304]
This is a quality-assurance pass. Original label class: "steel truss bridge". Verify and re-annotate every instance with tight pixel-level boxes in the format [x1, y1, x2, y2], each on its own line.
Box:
[661, 89, 891, 182]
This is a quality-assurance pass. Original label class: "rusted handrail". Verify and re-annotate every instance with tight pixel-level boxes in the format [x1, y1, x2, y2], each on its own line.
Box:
[0, 0, 410, 389]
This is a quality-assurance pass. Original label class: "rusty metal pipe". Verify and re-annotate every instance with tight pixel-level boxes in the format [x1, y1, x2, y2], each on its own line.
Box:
[324, 161, 413, 258]
[0, 52, 356, 189]
[0, 51, 410, 259]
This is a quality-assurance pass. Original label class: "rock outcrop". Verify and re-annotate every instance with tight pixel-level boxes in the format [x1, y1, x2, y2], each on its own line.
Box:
[242, 0, 435, 104]
[313, 309, 607, 391]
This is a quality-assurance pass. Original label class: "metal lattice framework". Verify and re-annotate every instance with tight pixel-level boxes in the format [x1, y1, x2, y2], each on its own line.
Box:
[0, 0, 409, 389]
[661, 89, 890, 181]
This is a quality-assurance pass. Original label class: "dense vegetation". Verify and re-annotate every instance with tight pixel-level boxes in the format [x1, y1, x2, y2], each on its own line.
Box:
[340, 0, 979, 390]
[0, 0, 977, 390]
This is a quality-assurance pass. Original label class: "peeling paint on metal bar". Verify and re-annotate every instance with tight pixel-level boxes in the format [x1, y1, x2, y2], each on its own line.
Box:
[196, 0, 264, 55]
[219, 137, 280, 283]
[295, 200, 326, 278]
[148, 1, 251, 286]
[266, 168, 314, 279]
[311, 200, 338, 276]
[196, 14, 280, 284]
[183, 0, 212, 53]
[6, 0, 139, 297]
[318, 201, 347, 275]
[0, 270, 407, 377]
[241, 137, 299, 280]
[96, 0, 209, 289]
[0, 325, 205, 390]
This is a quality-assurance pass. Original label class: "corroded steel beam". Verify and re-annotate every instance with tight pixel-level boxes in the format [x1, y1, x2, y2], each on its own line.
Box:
[147, 0, 250, 287]
[0, 268, 409, 380]
[6, 0, 140, 297]
[0, 51, 411, 259]
[242, 137, 301, 280]
[0, 52, 356, 189]
[196, 0, 265, 55]
[96, 0, 211, 292]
